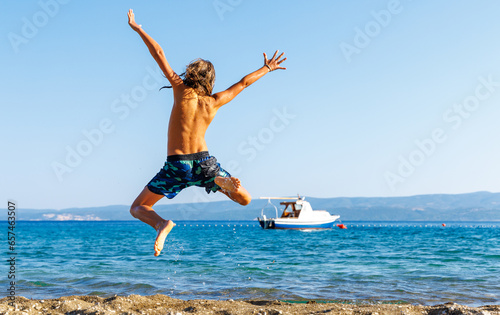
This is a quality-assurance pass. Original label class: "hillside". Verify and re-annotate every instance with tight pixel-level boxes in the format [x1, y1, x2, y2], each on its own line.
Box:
[8, 191, 500, 221]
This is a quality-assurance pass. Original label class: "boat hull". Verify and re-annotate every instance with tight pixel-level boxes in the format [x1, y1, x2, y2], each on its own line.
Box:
[274, 221, 336, 229]
[258, 217, 340, 229]
[274, 218, 338, 229]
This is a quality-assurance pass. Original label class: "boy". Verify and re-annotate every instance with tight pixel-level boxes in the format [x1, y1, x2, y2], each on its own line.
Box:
[127, 9, 287, 256]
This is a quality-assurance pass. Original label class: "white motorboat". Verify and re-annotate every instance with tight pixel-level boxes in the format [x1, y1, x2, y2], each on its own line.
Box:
[257, 196, 340, 229]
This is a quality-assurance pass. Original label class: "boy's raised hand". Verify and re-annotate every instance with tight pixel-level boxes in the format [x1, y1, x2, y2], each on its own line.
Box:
[264, 50, 287, 71]
[128, 9, 142, 31]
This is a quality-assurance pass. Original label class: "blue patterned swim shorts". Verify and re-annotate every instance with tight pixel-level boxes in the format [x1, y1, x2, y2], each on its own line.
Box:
[147, 151, 231, 199]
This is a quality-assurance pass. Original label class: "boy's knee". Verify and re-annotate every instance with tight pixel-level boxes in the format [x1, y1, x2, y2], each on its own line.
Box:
[130, 206, 139, 218]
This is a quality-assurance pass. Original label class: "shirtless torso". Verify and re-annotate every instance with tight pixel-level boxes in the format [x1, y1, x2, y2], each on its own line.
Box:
[167, 87, 215, 155]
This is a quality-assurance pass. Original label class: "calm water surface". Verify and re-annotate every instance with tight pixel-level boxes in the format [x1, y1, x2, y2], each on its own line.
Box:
[3, 221, 500, 306]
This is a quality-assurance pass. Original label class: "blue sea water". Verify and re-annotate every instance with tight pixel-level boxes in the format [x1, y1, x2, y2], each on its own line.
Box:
[3, 221, 500, 306]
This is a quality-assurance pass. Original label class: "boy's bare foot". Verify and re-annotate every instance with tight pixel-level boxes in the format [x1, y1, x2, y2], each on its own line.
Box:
[215, 176, 251, 206]
[154, 220, 175, 256]
[215, 176, 241, 193]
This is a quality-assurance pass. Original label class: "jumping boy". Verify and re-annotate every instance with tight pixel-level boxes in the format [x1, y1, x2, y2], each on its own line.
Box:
[127, 9, 287, 256]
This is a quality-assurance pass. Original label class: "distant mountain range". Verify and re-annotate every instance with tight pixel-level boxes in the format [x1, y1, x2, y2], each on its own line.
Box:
[7, 191, 500, 221]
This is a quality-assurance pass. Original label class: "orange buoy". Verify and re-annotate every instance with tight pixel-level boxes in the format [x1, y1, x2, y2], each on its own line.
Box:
[337, 224, 347, 229]
[442, 223, 446, 227]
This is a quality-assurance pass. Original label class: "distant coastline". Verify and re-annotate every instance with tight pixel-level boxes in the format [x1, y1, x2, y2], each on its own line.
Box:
[4, 191, 500, 222]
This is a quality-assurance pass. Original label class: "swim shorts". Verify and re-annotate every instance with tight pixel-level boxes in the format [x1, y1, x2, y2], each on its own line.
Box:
[147, 151, 231, 199]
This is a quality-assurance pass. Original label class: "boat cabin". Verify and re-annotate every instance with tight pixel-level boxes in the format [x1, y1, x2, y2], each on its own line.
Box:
[280, 201, 302, 218]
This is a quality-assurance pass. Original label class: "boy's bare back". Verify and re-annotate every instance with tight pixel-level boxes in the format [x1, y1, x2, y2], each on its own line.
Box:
[167, 86, 217, 156]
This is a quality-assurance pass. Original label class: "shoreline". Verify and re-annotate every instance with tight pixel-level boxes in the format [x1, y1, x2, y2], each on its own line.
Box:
[1, 295, 499, 315]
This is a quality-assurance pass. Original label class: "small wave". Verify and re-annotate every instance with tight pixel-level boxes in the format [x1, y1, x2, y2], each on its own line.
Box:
[25, 280, 55, 287]
[86, 291, 108, 296]
[131, 283, 156, 290]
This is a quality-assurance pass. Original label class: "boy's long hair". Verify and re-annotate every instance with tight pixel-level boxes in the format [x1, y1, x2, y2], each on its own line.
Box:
[161, 58, 215, 96]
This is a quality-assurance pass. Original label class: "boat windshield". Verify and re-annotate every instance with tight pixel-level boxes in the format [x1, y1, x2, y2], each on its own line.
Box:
[280, 202, 301, 218]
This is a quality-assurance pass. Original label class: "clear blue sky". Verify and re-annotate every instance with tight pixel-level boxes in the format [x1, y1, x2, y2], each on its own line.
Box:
[2, 0, 500, 209]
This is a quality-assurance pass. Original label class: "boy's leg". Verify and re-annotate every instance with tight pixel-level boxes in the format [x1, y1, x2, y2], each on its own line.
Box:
[130, 187, 176, 256]
[215, 176, 251, 206]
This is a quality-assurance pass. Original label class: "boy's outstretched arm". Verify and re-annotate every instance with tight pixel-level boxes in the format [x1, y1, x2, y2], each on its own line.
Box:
[213, 50, 286, 108]
[127, 9, 183, 88]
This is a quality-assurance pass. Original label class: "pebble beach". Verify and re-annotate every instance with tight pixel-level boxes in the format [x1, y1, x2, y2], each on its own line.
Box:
[1, 295, 499, 315]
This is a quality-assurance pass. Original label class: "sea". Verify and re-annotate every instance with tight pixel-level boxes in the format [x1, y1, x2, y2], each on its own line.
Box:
[4, 220, 500, 306]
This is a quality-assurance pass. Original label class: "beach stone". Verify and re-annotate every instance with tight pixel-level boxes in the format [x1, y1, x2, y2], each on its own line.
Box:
[184, 306, 196, 312]
[57, 298, 94, 313]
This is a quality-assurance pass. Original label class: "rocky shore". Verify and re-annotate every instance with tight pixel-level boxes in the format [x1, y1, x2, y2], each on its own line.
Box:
[1, 295, 498, 315]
